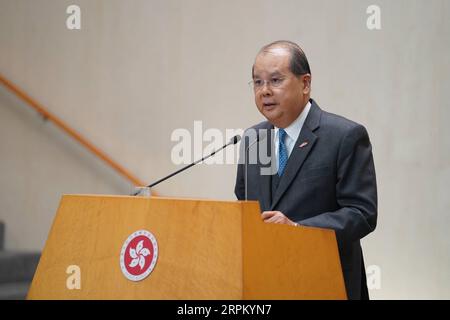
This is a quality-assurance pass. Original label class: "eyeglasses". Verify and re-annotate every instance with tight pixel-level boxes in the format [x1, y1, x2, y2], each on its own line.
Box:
[248, 76, 287, 91]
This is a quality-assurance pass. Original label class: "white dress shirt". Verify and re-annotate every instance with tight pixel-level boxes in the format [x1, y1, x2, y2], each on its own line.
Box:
[273, 101, 311, 172]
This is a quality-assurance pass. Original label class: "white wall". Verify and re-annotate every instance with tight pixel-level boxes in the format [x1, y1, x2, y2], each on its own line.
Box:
[0, 0, 449, 299]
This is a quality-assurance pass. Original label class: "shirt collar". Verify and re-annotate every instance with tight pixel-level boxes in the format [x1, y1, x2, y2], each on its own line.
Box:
[275, 100, 312, 142]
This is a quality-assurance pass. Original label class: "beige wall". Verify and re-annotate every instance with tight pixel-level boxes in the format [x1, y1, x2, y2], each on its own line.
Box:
[1, 0, 449, 299]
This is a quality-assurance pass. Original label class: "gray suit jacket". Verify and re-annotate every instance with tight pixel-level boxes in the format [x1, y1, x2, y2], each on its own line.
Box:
[235, 99, 377, 300]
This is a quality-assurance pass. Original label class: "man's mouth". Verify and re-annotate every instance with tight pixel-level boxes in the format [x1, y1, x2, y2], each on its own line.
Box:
[263, 102, 278, 108]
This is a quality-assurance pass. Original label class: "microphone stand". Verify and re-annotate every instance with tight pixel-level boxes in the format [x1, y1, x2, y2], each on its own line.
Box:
[132, 135, 241, 196]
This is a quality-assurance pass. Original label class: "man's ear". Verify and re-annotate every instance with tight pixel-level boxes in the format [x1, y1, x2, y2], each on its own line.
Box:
[302, 74, 311, 94]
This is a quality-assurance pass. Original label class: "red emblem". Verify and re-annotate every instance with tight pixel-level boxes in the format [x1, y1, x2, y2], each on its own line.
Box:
[120, 230, 158, 281]
[299, 141, 309, 148]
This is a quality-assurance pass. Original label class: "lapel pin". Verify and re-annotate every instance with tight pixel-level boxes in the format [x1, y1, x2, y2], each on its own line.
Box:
[299, 141, 309, 148]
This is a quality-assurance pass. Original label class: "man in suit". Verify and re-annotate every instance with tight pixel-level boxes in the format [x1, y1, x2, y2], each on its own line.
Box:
[234, 40, 377, 300]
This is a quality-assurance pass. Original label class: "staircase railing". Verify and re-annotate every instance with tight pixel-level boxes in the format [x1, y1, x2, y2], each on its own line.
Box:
[0, 73, 145, 187]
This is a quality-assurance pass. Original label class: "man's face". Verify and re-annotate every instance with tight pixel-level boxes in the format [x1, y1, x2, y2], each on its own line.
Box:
[252, 47, 310, 128]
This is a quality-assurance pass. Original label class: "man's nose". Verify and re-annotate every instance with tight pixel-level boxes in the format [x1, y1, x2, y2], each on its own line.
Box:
[260, 82, 273, 96]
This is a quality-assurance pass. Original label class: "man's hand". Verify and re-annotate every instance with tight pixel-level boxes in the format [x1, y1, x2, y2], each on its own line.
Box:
[261, 211, 298, 226]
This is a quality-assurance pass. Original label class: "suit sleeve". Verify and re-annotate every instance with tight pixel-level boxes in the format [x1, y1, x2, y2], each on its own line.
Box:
[235, 161, 245, 200]
[298, 124, 378, 244]
[234, 133, 246, 200]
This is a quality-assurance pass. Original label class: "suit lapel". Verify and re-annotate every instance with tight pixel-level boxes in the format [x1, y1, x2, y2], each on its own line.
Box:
[270, 100, 322, 210]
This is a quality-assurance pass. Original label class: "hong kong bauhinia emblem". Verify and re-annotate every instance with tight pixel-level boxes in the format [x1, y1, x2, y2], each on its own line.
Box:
[120, 230, 158, 281]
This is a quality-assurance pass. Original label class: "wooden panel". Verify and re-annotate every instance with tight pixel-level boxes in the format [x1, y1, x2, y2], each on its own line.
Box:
[28, 195, 244, 299]
[241, 202, 347, 300]
[28, 195, 346, 299]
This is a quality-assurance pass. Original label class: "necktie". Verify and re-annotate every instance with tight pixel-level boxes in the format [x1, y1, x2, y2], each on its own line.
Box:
[278, 128, 288, 177]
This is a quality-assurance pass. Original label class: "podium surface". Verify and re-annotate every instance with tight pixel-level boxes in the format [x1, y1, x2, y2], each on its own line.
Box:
[28, 195, 346, 299]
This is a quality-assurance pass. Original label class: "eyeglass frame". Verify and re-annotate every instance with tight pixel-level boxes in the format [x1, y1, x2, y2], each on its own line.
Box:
[248, 73, 308, 91]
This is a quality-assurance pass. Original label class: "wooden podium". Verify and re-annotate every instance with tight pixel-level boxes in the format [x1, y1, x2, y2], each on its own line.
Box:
[27, 195, 347, 299]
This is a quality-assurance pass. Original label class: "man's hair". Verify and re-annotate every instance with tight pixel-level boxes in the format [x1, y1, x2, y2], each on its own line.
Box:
[253, 40, 311, 77]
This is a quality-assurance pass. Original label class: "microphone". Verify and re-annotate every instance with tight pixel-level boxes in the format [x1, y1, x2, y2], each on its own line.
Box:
[133, 135, 241, 195]
[244, 131, 267, 201]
